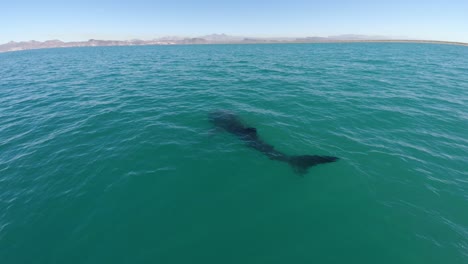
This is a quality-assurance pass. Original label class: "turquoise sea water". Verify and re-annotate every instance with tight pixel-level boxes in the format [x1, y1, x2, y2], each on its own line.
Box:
[1, 43, 467, 263]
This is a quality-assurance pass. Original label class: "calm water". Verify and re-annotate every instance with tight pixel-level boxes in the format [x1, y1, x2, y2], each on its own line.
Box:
[1, 43, 467, 263]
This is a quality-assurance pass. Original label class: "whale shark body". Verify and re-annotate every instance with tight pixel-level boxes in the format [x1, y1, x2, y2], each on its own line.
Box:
[209, 110, 338, 175]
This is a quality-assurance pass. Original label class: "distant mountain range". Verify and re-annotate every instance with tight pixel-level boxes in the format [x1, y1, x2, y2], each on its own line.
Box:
[1, 34, 466, 53]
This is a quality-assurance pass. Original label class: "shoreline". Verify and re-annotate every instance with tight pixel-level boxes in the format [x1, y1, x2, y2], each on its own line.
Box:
[1, 39, 467, 54]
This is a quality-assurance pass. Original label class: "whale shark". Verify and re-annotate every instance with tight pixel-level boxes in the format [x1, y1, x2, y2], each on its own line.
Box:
[208, 110, 338, 175]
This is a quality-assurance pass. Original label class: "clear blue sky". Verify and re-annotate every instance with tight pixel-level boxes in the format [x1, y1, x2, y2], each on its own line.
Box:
[1, 0, 467, 43]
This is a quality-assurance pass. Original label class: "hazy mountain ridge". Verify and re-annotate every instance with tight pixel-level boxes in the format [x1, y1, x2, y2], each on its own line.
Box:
[1, 34, 467, 53]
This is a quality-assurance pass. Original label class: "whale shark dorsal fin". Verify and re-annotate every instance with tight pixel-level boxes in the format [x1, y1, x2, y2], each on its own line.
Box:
[245, 127, 257, 135]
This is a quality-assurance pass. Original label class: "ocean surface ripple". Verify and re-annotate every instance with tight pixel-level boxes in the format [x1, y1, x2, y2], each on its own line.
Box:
[1, 43, 467, 263]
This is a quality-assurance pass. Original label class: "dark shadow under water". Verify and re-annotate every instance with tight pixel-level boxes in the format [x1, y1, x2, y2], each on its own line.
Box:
[208, 110, 338, 175]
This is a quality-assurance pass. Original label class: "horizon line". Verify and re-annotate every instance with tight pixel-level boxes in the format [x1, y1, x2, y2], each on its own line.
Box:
[2, 33, 468, 44]
[1, 38, 467, 54]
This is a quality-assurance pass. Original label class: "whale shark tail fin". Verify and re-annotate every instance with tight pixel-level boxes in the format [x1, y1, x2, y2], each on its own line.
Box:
[288, 155, 338, 175]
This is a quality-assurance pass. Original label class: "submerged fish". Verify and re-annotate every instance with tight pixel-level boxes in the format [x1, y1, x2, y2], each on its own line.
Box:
[209, 110, 338, 175]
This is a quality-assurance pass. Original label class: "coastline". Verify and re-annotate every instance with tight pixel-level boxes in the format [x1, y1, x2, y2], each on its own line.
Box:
[0, 39, 467, 54]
